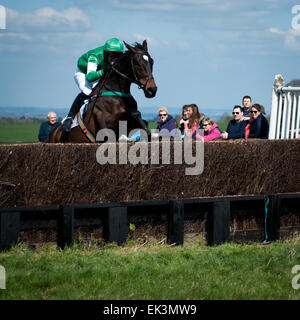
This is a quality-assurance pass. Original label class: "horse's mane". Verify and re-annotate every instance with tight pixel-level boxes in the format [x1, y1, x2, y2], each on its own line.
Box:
[132, 42, 145, 51]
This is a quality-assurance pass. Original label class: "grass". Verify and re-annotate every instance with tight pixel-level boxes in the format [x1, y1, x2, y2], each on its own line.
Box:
[0, 124, 40, 143]
[0, 121, 228, 144]
[0, 238, 299, 300]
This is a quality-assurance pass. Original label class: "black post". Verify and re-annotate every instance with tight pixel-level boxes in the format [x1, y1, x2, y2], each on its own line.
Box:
[104, 207, 127, 245]
[265, 195, 280, 242]
[57, 205, 74, 249]
[0, 211, 20, 251]
[167, 200, 184, 245]
[207, 199, 230, 246]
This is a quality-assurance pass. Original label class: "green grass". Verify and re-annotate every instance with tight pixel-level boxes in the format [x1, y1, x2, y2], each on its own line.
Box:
[0, 121, 229, 144]
[0, 124, 40, 143]
[0, 238, 299, 300]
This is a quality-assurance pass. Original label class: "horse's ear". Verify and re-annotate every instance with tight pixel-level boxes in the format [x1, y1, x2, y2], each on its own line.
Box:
[124, 41, 136, 53]
[143, 40, 148, 52]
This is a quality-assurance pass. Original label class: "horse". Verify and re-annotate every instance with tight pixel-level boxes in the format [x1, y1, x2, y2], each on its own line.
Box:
[49, 40, 157, 143]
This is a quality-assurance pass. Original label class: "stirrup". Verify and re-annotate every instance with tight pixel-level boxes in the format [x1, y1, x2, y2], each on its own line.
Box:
[62, 117, 73, 132]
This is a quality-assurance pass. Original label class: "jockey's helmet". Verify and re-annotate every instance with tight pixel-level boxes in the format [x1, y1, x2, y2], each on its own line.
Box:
[104, 38, 125, 53]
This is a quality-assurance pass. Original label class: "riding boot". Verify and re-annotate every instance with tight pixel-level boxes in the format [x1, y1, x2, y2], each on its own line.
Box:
[62, 92, 89, 132]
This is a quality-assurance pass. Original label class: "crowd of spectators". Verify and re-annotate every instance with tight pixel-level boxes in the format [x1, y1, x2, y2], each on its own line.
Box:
[39, 95, 269, 142]
[155, 95, 269, 141]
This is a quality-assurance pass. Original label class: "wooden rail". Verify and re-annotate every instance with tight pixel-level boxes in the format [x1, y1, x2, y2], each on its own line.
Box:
[0, 193, 299, 251]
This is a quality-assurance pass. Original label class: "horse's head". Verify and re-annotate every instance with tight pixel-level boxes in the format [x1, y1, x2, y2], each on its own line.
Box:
[124, 40, 157, 98]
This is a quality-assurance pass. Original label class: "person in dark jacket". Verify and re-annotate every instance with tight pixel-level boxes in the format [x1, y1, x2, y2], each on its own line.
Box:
[242, 95, 252, 119]
[38, 112, 60, 142]
[245, 104, 269, 139]
[156, 106, 177, 138]
[221, 105, 247, 140]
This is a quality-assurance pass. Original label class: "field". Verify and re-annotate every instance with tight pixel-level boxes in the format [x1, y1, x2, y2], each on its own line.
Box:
[0, 238, 299, 300]
[0, 121, 228, 144]
[0, 123, 40, 143]
[1, 120, 298, 301]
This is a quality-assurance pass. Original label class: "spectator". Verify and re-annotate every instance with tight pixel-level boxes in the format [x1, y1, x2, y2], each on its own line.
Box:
[156, 106, 177, 138]
[242, 95, 252, 119]
[184, 117, 221, 141]
[38, 112, 60, 142]
[245, 104, 269, 139]
[201, 118, 222, 141]
[179, 104, 205, 138]
[221, 105, 247, 140]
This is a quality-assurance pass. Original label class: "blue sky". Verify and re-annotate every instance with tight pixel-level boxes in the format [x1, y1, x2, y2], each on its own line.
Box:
[0, 0, 300, 117]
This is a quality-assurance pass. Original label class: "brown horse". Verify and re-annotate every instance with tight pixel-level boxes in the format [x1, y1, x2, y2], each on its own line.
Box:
[49, 40, 157, 143]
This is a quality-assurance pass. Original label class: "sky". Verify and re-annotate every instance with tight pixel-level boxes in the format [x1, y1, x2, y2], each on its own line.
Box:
[0, 0, 300, 117]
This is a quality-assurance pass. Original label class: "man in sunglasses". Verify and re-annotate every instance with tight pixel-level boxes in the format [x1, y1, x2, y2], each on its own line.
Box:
[62, 38, 125, 132]
[221, 105, 247, 139]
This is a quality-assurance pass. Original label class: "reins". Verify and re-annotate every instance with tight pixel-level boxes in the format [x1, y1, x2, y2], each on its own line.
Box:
[85, 69, 112, 125]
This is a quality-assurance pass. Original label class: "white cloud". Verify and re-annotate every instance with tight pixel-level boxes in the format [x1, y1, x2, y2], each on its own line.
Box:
[267, 27, 300, 51]
[0, 7, 93, 54]
[269, 27, 285, 35]
[132, 33, 158, 46]
[6, 7, 90, 31]
[284, 28, 300, 50]
[0, 33, 31, 40]
[113, 0, 219, 11]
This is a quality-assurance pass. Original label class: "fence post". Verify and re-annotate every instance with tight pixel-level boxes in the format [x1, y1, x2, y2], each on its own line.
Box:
[57, 205, 74, 249]
[0, 211, 20, 251]
[207, 199, 230, 246]
[265, 195, 280, 241]
[104, 206, 127, 245]
[269, 88, 279, 139]
[167, 200, 184, 245]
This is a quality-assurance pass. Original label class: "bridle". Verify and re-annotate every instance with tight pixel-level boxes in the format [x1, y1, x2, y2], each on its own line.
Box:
[111, 51, 154, 90]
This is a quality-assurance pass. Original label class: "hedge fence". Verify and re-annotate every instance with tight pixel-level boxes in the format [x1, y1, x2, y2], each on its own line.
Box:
[0, 139, 299, 207]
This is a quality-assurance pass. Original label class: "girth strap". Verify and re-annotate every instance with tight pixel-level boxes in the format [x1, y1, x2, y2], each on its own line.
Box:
[100, 91, 132, 98]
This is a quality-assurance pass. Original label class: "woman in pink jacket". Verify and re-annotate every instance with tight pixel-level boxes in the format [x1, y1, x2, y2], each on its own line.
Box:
[185, 117, 222, 141]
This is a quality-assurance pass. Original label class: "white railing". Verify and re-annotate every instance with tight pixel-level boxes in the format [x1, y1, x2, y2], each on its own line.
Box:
[269, 78, 300, 139]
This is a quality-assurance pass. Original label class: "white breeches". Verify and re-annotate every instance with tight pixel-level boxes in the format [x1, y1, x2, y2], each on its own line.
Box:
[74, 68, 99, 96]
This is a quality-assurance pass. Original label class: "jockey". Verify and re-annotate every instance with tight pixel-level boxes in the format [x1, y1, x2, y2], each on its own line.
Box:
[62, 38, 125, 132]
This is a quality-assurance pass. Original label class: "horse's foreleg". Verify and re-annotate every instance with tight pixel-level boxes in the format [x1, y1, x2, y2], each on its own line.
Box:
[129, 110, 150, 136]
